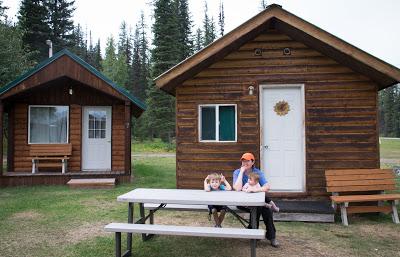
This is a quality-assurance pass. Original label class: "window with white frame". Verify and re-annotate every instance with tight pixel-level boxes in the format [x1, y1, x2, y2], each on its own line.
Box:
[29, 105, 69, 144]
[199, 104, 237, 142]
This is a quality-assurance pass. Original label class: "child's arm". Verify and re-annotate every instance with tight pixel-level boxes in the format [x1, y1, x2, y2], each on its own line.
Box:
[221, 175, 232, 191]
[242, 183, 250, 192]
[204, 175, 211, 191]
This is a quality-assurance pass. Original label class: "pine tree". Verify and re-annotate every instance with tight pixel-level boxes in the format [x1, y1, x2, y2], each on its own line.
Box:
[218, 1, 225, 36]
[70, 23, 87, 58]
[202, 1, 216, 46]
[102, 36, 118, 81]
[93, 39, 102, 70]
[146, 0, 182, 142]
[260, 0, 268, 10]
[382, 87, 396, 136]
[1, 8, 33, 86]
[118, 21, 132, 66]
[18, 0, 51, 62]
[46, 0, 75, 52]
[194, 27, 203, 51]
[175, 0, 193, 60]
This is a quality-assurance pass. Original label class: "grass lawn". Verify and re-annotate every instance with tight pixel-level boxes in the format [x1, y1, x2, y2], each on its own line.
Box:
[0, 139, 399, 256]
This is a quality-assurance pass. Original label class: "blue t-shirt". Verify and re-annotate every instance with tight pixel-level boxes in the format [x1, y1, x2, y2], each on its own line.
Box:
[232, 167, 267, 186]
[210, 184, 226, 191]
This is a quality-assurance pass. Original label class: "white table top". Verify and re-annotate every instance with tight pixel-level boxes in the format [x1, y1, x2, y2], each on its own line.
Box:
[117, 188, 265, 206]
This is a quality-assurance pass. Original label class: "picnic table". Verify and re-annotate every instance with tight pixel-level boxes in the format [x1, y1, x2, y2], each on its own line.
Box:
[107, 188, 266, 257]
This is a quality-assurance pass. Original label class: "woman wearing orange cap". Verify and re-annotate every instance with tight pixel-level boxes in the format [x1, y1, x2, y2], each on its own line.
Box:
[233, 152, 279, 247]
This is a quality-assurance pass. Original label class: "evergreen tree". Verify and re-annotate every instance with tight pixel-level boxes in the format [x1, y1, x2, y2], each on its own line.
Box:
[218, 1, 225, 36]
[93, 39, 102, 70]
[194, 27, 203, 51]
[118, 21, 132, 66]
[0, 8, 33, 86]
[46, 0, 75, 52]
[202, 1, 216, 46]
[70, 23, 87, 58]
[175, 0, 193, 60]
[146, 0, 182, 142]
[17, 0, 51, 62]
[131, 23, 141, 96]
[260, 0, 268, 10]
[102, 35, 128, 88]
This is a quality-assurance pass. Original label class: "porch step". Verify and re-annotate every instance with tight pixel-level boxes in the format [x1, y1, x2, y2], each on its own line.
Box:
[273, 200, 335, 223]
[67, 178, 116, 189]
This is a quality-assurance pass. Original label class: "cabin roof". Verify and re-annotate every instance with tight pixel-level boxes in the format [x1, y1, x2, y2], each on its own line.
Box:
[0, 49, 146, 113]
[155, 4, 400, 95]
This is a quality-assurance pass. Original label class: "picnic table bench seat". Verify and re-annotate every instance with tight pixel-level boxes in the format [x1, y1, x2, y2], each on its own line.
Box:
[325, 169, 400, 226]
[29, 144, 72, 174]
[105, 223, 265, 257]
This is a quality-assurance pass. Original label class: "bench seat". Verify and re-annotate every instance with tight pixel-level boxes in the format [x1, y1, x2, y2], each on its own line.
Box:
[105, 223, 265, 257]
[105, 223, 265, 239]
[29, 144, 72, 174]
[325, 169, 400, 226]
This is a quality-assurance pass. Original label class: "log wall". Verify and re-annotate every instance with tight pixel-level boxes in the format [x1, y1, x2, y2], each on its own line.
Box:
[176, 30, 379, 196]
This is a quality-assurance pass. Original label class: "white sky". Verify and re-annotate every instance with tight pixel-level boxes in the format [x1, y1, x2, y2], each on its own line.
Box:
[3, 0, 400, 68]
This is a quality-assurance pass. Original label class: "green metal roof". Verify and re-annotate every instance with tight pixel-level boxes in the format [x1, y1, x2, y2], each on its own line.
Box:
[0, 49, 146, 111]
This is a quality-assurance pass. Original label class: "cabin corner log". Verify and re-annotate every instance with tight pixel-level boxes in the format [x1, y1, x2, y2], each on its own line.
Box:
[0, 100, 3, 176]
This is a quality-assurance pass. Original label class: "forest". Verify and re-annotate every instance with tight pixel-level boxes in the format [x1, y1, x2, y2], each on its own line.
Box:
[0, 0, 399, 142]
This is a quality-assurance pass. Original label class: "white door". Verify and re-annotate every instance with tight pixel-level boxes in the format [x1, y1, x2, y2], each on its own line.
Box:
[261, 86, 305, 192]
[82, 106, 112, 170]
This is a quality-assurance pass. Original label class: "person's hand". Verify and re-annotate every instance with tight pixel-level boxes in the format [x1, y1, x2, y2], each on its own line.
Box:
[205, 175, 210, 181]
[240, 165, 246, 173]
[220, 175, 225, 182]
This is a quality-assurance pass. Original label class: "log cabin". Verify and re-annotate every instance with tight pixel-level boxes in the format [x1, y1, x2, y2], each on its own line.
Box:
[155, 4, 400, 198]
[0, 49, 146, 186]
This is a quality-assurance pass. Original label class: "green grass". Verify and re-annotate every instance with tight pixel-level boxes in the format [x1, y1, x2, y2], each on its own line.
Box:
[132, 138, 176, 153]
[1, 139, 400, 257]
[380, 137, 400, 160]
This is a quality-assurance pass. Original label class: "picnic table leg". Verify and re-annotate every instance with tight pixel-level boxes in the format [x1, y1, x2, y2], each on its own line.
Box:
[340, 203, 349, 226]
[250, 207, 257, 257]
[126, 202, 134, 256]
[116, 232, 122, 257]
[139, 203, 148, 241]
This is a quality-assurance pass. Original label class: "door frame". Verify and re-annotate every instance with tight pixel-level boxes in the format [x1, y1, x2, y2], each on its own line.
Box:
[259, 84, 306, 192]
[81, 106, 112, 171]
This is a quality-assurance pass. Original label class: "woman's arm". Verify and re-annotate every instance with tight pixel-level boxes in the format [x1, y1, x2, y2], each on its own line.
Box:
[233, 166, 246, 191]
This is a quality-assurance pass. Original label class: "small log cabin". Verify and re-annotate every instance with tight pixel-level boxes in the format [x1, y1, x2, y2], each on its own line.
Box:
[155, 4, 400, 198]
[0, 49, 146, 186]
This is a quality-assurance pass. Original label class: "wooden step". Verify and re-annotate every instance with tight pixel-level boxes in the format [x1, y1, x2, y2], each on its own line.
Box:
[67, 178, 116, 189]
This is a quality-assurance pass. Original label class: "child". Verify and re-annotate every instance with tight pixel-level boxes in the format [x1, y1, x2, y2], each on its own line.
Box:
[204, 173, 232, 227]
[242, 172, 280, 212]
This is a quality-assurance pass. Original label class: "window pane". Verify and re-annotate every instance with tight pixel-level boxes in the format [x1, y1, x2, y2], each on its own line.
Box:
[201, 106, 216, 140]
[30, 106, 68, 143]
[89, 130, 94, 138]
[101, 130, 106, 138]
[219, 106, 235, 141]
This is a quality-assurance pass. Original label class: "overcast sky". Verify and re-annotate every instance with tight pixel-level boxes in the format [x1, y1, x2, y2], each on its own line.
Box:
[3, 0, 400, 68]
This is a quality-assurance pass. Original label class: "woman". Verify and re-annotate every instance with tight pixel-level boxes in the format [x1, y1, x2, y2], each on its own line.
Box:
[232, 152, 279, 247]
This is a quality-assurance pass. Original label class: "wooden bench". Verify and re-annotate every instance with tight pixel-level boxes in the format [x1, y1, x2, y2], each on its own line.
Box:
[104, 223, 265, 257]
[325, 169, 400, 226]
[29, 144, 72, 174]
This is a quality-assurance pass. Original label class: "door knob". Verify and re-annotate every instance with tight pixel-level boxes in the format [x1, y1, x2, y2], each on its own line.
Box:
[264, 145, 269, 149]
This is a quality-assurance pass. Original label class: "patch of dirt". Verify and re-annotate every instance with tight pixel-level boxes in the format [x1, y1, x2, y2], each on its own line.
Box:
[10, 210, 43, 220]
[65, 221, 108, 244]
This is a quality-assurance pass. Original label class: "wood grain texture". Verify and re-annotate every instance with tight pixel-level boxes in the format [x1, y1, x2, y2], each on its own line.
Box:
[175, 30, 380, 197]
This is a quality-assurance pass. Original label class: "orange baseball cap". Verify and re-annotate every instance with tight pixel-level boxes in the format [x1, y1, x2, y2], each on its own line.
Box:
[240, 152, 255, 161]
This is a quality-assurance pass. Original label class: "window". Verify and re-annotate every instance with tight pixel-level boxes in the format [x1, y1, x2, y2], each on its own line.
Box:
[199, 104, 237, 142]
[88, 111, 106, 139]
[29, 106, 69, 144]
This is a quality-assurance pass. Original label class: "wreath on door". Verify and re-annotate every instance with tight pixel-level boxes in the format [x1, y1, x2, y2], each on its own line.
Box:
[274, 100, 290, 116]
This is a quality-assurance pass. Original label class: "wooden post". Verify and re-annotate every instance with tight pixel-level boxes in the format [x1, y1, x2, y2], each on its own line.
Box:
[0, 101, 3, 176]
[7, 106, 14, 172]
[124, 102, 131, 175]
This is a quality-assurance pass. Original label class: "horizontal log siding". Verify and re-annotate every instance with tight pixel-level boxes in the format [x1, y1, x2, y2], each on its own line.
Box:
[112, 105, 125, 171]
[176, 30, 379, 196]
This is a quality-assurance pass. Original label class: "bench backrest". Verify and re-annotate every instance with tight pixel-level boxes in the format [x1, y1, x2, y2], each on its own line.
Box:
[29, 144, 72, 157]
[325, 169, 396, 193]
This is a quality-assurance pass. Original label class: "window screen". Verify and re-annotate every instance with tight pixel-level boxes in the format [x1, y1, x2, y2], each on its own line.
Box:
[200, 105, 236, 142]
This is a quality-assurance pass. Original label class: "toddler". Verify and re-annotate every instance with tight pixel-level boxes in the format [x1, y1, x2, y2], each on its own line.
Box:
[242, 172, 279, 212]
[204, 173, 232, 227]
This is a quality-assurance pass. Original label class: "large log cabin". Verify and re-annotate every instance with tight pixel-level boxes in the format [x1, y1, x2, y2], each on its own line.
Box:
[0, 49, 145, 186]
[155, 4, 400, 198]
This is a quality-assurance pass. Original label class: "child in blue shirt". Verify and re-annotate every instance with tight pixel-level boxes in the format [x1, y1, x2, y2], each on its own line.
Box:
[204, 173, 232, 227]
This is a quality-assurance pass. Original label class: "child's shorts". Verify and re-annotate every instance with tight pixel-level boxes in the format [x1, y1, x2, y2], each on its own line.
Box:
[208, 205, 226, 213]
